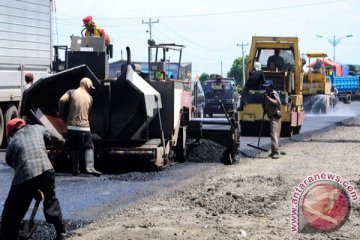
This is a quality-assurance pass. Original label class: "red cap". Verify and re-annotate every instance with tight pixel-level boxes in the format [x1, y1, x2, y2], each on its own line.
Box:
[7, 118, 26, 135]
[83, 16, 93, 26]
[25, 73, 34, 83]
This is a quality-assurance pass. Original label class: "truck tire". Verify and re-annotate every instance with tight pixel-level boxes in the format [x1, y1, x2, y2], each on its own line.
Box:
[4, 105, 19, 147]
[344, 94, 351, 104]
[0, 110, 4, 147]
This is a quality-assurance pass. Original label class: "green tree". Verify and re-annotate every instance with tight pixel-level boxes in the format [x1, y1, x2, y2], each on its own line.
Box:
[227, 56, 249, 86]
[199, 72, 209, 85]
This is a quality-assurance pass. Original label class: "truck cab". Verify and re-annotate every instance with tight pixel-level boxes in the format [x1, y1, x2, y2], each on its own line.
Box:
[204, 75, 239, 117]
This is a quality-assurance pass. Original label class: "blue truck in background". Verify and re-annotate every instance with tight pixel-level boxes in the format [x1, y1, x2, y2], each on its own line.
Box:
[330, 74, 359, 103]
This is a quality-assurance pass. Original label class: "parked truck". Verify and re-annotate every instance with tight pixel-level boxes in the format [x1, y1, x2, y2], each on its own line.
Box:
[330, 73, 359, 104]
[0, 0, 52, 146]
[303, 52, 331, 113]
[239, 36, 305, 137]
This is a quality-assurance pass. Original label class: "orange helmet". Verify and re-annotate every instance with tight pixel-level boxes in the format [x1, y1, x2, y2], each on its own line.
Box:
[82, 16, 93, 26]
[7, 118, 26, 135]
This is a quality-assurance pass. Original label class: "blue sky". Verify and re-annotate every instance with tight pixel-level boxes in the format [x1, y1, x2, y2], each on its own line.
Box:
[53, 0, 359, 77]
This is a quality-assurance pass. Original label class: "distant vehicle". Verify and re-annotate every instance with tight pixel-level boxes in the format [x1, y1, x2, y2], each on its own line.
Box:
[203, 75, 239, 117]
[303, 52, 331, 113]
[191, 80, 205, 118]
[0, 0, 52, 147]
[330, 73, 359, 103]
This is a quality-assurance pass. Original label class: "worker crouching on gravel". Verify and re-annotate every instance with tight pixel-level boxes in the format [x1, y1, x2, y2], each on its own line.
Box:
[262, 80, 282, 159]
[0, 118, 67, 240]
[58, 77, 101, 177]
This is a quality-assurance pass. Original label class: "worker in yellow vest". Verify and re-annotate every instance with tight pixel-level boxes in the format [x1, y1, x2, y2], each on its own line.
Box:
[82, 16, 109, 45]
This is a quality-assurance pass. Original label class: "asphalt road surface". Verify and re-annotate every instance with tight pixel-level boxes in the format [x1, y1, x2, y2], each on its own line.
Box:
[241, 101, 360, 151]
[0, 101, 359, 224]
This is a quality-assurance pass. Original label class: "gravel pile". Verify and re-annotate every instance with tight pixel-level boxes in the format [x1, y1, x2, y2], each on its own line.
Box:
[187, 139, 227, 163]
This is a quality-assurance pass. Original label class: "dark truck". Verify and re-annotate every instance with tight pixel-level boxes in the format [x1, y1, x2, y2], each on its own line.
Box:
[203, 75, 239, 117]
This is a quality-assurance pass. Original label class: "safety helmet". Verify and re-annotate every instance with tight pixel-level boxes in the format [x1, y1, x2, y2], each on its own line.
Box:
[7, 118, 26, 135]
[262, 80, 274, 88]
[25, 73, 34, 83]
[254, 62, 262, 71]
[82, 16, 93, 26]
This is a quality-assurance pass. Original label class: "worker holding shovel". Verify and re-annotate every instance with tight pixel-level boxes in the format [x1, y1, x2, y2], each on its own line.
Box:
[0, 118, 67, 240]
[262, 80, 282, 159]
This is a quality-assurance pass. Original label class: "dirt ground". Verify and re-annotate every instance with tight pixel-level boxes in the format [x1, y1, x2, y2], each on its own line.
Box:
[69, 118, 360, 240]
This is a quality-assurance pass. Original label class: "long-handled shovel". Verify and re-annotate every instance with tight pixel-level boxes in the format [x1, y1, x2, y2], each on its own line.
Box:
[19, 193, 42, 239]
[247, 113, 268, 152]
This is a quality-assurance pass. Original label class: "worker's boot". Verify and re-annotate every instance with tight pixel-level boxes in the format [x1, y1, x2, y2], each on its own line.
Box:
[70, 151, 80, 176]
[85, 149, 101, 177]
[54, 221, 68, 240]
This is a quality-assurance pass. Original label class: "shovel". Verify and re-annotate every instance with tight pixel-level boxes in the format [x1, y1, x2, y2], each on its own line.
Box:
[19, 197, 42, 239]
[247, 113, 268, 152]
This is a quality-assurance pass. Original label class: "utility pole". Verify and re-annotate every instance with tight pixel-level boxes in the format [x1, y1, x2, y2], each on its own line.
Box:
[221, 61, 223, 76]
[142, 18, 159, 61]
[236, 42, 249, 86]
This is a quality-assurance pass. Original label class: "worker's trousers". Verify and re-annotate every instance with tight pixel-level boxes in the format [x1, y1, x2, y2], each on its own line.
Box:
[270, 117, 281, 154]
[0, 170, 64, 240]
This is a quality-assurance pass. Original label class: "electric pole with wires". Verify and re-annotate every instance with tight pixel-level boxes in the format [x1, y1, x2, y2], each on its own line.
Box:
[236, 42, 249, 87]
[142, 18, 159, 60]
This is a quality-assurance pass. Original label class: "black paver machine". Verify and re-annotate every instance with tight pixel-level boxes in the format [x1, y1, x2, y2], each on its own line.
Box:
[20, 36, 240, 171]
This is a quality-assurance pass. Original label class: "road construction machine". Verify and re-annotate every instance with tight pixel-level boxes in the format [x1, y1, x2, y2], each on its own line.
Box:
[239, 36, 305, 137]
[20, 36, 240, 171]
[303, 52, 331, 113]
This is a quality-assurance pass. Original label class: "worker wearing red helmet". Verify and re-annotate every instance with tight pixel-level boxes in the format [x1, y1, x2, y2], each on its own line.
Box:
[0, 118, 67, 240]
[82, 15, 110, 45]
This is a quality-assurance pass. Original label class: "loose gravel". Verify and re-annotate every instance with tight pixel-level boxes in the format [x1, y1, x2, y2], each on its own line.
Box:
[67, 117, 360, 240]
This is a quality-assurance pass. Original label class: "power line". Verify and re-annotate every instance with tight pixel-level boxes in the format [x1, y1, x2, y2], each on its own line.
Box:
[54, 0, 344, 21]
[156, 0, 344, 19]
[142, 18, 159, 43]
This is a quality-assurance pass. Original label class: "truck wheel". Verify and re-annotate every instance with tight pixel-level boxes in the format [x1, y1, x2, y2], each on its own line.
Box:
[344, 94, 351, 104]
[4, 105, 19, 147]
[0, 110, 4, 147]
